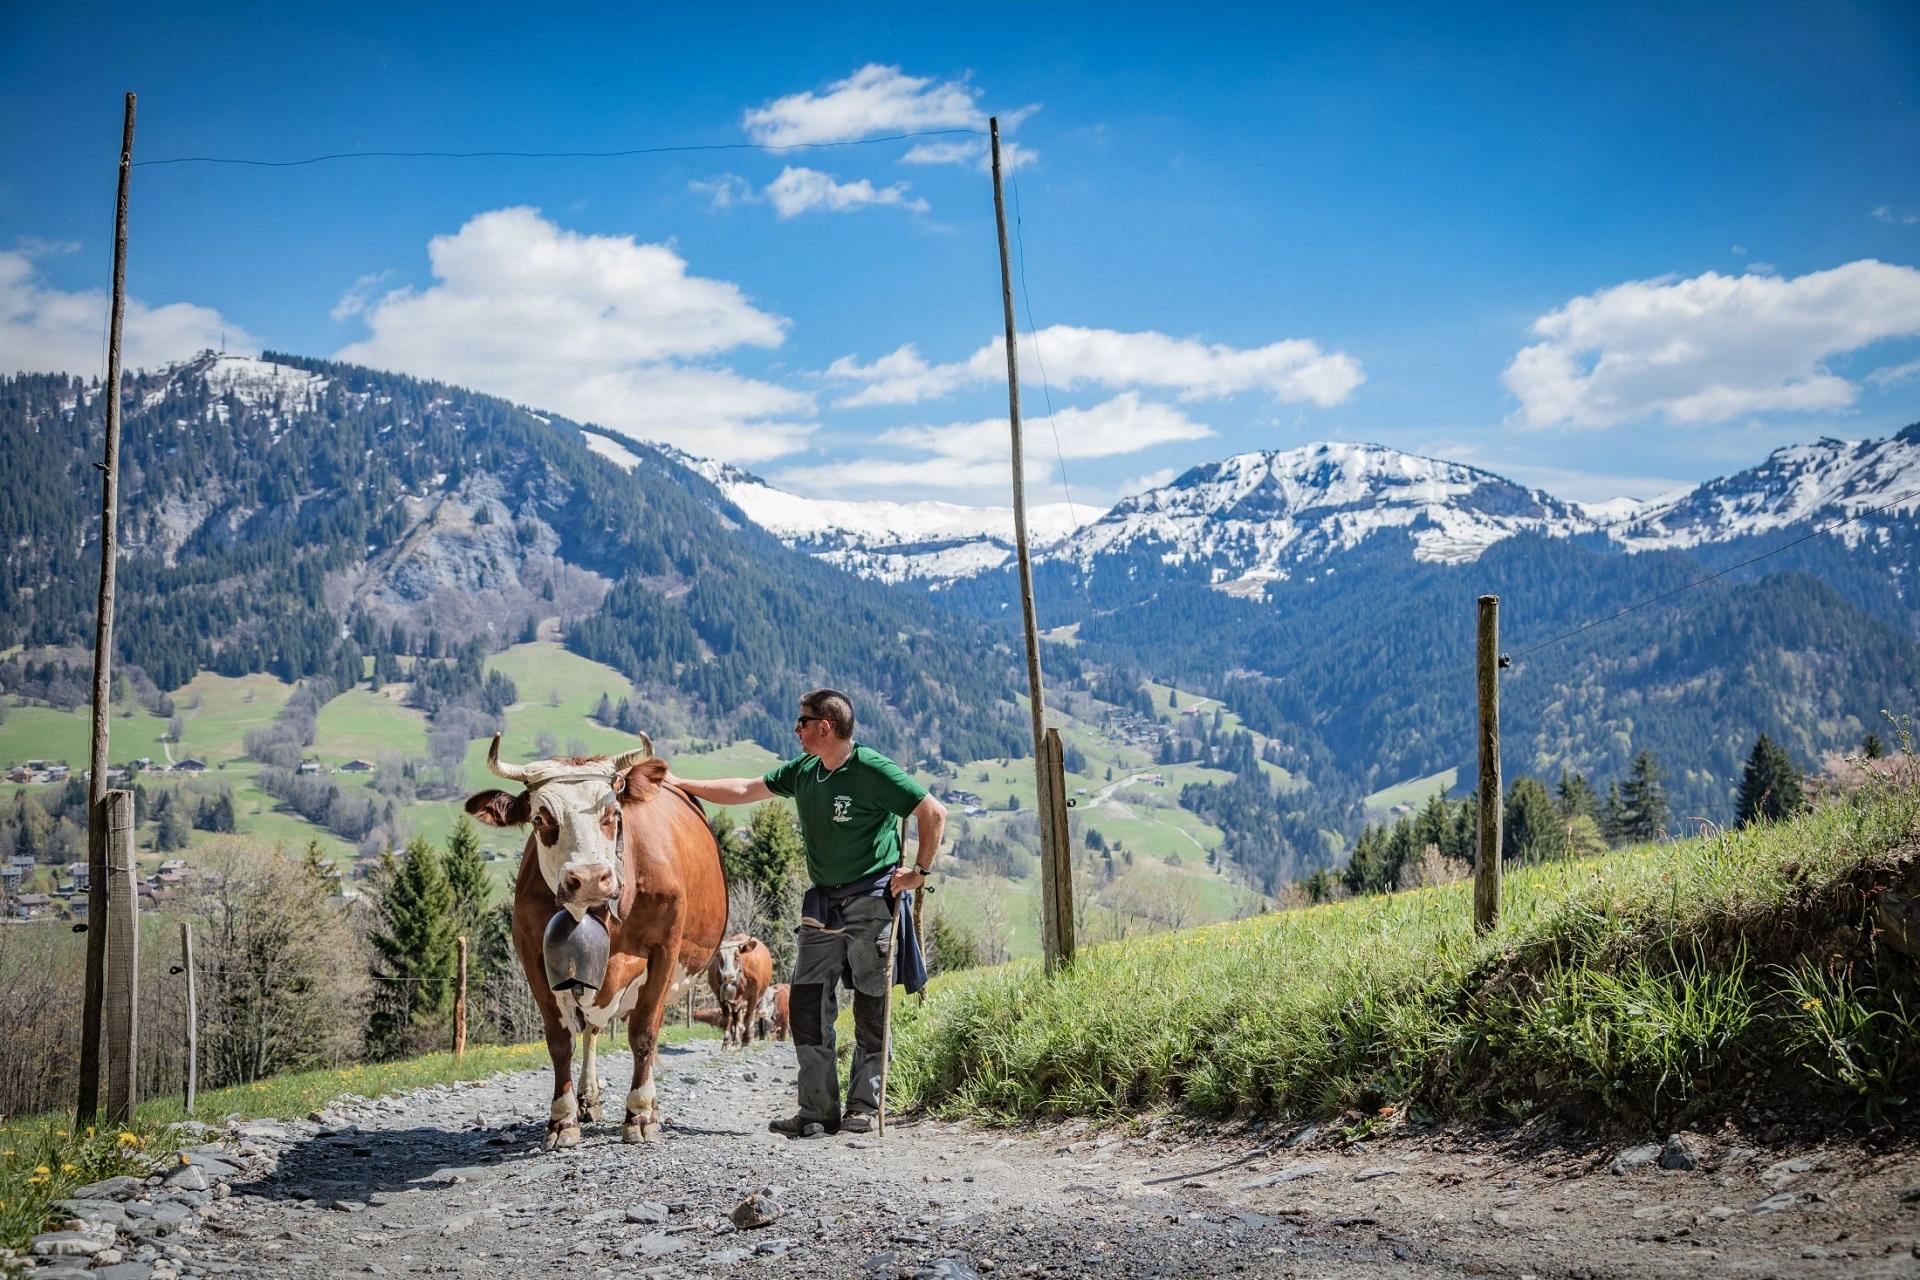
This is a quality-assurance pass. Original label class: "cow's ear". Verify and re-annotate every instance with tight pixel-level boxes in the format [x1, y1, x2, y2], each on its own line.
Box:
[618, 756, 670, 800]
[739, 937, 760, 955]
[466, 789, 531, 828]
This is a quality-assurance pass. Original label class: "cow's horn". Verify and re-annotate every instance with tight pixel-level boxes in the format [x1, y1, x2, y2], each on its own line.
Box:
[486, 733, 531, 782]
[611, 733, 654, 771]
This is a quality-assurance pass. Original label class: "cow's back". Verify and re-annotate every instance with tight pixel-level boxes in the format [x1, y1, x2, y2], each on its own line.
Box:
[616, 781, 727, 977]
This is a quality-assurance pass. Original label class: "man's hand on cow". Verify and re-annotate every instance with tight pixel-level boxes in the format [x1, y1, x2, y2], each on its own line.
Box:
[892, 866, 926, 894]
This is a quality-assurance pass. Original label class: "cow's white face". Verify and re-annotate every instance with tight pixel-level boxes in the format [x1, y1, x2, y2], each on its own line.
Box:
[466, 735, 654, 923]
[526, 776, 623, 921]
[711, 940, 745, 1002]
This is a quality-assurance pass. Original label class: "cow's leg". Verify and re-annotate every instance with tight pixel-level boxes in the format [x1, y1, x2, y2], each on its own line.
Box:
[622, 943, 680, 1144]
[577, 1027, 603, 1123]
[542, 1009, 581, 1151]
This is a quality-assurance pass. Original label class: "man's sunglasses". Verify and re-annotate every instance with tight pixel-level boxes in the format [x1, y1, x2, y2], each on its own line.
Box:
[795, 715, 827, 729]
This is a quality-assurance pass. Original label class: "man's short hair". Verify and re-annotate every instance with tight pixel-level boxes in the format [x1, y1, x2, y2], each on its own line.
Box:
[801, 689, 855, 740]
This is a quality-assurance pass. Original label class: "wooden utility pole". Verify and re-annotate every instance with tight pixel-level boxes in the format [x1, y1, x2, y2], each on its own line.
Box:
[1041, 729, 1076, 960]
[79, 91, 137, 1123]
[991, 114, 1074, 974]
[103, 789, 138, 1122]
[453, 935, 469, 1059]
[180, 922, 198, 1113]
[1475, 595, 1502, 934]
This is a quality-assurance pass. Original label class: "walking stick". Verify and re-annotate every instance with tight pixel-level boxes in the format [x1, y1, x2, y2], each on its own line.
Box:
[877, 884, 904, 1138]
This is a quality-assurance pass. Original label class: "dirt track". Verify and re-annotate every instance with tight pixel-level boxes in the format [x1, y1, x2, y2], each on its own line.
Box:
[34, 1038, 1920, 1279]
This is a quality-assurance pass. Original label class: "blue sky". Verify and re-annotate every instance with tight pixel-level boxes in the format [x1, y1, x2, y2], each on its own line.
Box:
[3, 1, 1918, 506]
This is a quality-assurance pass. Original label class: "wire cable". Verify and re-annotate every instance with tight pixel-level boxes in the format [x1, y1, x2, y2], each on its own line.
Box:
[1009, 170, 1079, 531]
[132, 128, 987, 170]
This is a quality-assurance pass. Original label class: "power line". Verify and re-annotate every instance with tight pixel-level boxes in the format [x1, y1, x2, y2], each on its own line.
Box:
[1009, 170, 1078, 531]
[131, 128, 986, 170]
[1510, 486, 1920, 661]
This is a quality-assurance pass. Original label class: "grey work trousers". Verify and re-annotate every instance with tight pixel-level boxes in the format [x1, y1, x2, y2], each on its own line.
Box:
[789, 893, 894, 1123]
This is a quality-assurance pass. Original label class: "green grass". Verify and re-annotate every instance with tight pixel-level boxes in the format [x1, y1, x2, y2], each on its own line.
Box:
[311, 686, 430, 764]
[171, 672, 291, 764]
[0, 700, 171, 771]
[891, 777, 1920, 1129]
[1, 1024, 717, 1257]
[1365, 766, 1458, 819]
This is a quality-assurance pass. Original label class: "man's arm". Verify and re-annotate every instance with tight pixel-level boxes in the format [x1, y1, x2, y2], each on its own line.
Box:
[665, 773, 773, 806]
[893, 793, 946, 891]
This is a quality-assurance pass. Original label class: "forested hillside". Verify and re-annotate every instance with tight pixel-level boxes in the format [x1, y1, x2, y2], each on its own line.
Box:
[0, 354, 1029, 762]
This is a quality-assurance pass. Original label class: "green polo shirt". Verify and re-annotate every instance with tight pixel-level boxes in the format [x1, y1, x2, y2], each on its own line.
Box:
[763, 743, 928, 887]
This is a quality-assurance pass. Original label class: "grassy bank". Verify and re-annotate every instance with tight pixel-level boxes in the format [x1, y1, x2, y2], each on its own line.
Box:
[1, 1024, 714, 1260]
[891, 777, 1920, 1130]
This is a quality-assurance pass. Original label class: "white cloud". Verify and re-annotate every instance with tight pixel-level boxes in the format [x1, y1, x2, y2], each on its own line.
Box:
[1867, 356, 1920, 387]
[1870, 204, 1919, 226]
[900, 136, 1038, 173]
[689, 174, 755, 210]
[763, 167, 928, 218]
[826, 325, 1365, 409]
[330, 270, 393, 321]
[1118, 467, 1180, 495]
[0, 249, 255, 376]
[778, 393, 1211, 498]
[743, 64, 986, 146]
[880, 391, 1212, 460]
[335, 207, 813, 462]
[1501, 259, 1920, 429]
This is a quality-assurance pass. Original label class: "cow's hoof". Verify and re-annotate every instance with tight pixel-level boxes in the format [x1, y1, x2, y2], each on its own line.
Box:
[544, 1124, 582, 1151]
[580, 1099, 602, 1123]
[622, 1116, 662, 1143]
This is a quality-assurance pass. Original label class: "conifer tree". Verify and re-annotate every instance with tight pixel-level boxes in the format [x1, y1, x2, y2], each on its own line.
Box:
[1503, 776, 1563, 863]
[1616, 749, 1669, 843]
[1862, 732, 1885, 760]
[370, 837, 457, 1052]
[1735, 733, 1804, 826]
[729, 802, 807, 968]
[1555, 768, 1598, 821]
[1601, 780, 1627, 844]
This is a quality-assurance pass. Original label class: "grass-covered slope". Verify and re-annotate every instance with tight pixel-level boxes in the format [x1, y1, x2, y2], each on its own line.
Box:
[891, 775, 1920, 1129]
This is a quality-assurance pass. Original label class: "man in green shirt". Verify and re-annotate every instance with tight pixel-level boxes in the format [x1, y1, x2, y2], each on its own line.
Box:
[667, 688, 946, 1136]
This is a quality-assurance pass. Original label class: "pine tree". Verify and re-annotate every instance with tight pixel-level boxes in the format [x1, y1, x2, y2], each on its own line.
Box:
[1735, 733, 1805, 826]
[1616, 749, 1670, 843]
[444, 815, 492, 980]
[730, 802, 807, 969]
[300, 839, 340, 891]
[369, 837, 458, 1052]
[1862, 732, 1885, 760]
[1601, 780, 1628, 844]
[1555, 768, 1598, 821]
[1503, 777, 1563, 864]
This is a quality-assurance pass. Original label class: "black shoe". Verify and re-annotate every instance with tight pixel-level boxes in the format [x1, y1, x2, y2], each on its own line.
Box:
[768, 1113, 838, 1138]
[839, 1110, 874, 1134]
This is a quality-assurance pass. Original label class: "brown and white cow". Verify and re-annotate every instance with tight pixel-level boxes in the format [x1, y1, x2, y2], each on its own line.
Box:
[466, 733, 725, 1149]
[706, 934, 772, 1048]
[756, 982, 791, 1042]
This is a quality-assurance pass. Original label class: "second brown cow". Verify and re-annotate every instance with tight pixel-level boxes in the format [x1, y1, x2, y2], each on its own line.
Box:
[706, 935, 772, 1047]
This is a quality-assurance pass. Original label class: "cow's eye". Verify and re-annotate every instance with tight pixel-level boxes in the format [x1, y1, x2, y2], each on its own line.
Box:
[599, 806, 619, 838]
[533, 811, 560, 846]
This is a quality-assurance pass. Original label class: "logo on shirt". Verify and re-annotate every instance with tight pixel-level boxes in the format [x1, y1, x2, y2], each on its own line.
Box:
[832, 795, 852, 824]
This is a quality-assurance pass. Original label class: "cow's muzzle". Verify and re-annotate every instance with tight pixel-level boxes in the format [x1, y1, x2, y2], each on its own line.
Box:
[557, 862, 616, 913]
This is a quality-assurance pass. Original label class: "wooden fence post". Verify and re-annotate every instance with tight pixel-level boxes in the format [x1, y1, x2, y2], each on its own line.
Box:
[103, 789, 138, 1123]
[453, 935, 468, 1059]
[685, 983, 693, 1030]
[1475, 595, 1503, 934]
[180, 921, 197, 1113]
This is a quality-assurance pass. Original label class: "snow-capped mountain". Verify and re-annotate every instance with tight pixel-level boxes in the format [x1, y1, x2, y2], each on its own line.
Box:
[576, 420, 1920, 597]
[583, 434, 1087, 584]
[1048, 442, 1597, 589]
[1611, 424, 1920, 552]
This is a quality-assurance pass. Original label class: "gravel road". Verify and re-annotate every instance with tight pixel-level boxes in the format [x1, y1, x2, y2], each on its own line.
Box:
[24, 1037, 1920, 1279]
